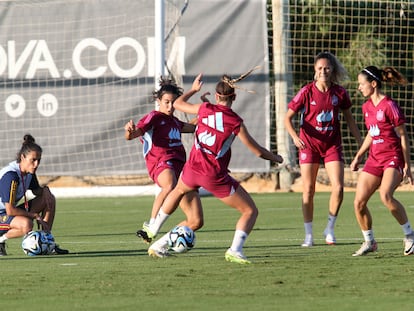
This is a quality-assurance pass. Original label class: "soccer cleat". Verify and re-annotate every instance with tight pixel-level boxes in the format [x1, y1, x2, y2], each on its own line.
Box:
[136, 223, 156, 244]
[323, 229, 336, 245]
[148, 245, 170, 258]
[52, 244, 69, 255]
[403, 234, 414, 256]
[0, 242, 7, 256]
[352, 240, 378, 256]
[301, 235, 314, 247]
[225, 249, 251, 264]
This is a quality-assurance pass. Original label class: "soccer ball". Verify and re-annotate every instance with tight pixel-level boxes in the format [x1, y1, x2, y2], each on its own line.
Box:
[168, 225, 196, 253]
[22, 230, 56, 256]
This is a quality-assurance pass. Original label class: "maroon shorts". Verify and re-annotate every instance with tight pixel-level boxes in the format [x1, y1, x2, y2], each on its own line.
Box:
[181, 166, 240, 198]
[363, 155, 404, 178]
[148, 160, 184, 186]
[299, 144, 343, 164]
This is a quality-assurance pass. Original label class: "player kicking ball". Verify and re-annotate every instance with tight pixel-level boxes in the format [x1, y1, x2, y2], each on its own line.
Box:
[137, 69, 283, 264]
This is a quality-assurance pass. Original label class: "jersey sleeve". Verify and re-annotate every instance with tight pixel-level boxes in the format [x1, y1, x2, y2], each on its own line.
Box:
[0, 171, 19, 205]
[387, 100, 406, 127]
[288, 85, 308, 113]
[136, 111, 157, 133]
[339, 87, 352, 110]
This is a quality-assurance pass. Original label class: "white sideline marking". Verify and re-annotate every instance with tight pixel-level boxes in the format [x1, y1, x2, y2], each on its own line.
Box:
[47, 186, 212, 198]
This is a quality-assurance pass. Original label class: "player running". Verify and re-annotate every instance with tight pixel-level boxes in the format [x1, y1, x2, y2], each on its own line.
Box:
[124, 77, 200, 239]
[351, 66, 414, 256]
[137, 70, 283, 264]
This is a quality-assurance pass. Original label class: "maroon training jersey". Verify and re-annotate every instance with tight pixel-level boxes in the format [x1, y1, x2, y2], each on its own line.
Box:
[288, 82, 352, 154]
[187, 102, 243, 176]
[136, 111, 186, 169]
[362, 95, 405, 161]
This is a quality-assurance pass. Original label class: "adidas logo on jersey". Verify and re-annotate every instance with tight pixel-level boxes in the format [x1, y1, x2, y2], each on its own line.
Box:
[202, 112, 224, 132]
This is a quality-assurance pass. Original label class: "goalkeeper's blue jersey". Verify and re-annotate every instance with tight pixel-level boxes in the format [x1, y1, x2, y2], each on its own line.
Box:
[0, 161, 38, 214]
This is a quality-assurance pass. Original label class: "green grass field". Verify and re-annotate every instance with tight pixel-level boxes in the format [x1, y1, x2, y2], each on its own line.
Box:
[1, 191, 414, 310]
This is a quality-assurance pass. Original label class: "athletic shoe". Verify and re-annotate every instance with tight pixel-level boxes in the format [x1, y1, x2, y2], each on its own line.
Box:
[148, 244, 170, 258]
[323, 229, 336, 245]
[301, 236, 314, 247]
[0, 242, 7, 256]
[52, 244, 69, 255]
[403, 234, 414, 256]
[225, 249, 251, 264]
[352, 240, 378, 256]
[136, 222, 156, 244]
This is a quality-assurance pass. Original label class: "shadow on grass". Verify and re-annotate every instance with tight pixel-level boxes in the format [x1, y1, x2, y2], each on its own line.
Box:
[0, 249, 149, 260]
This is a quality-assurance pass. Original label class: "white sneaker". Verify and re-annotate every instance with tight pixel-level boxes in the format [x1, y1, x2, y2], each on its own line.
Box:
[301, 235, 313, 247]
[352, 240, 377, 256]
[148, 243, 170, 258]
[403, 234, 414, 256]
[323, 228, 336, 245]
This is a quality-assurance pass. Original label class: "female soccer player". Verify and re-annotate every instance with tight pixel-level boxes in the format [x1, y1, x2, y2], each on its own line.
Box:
[284, 52, 362, 247]
[137, 70, 283, 264]
[350, 66, 414, 256]
[0, 134, 68, 255]
[124, 77, 200, 238]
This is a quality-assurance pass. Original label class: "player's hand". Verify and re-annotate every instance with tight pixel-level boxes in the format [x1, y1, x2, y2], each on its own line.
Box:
[350, 157, 360, 171]
[192, 73, 203, 92]
[274, 154, 284, 164]
[293, 137, 305, 150]
[200, 92, 211, 103]
[403, 166, 413, 185]
[124, 120, 135, 132]
[36, 218, 50, 232]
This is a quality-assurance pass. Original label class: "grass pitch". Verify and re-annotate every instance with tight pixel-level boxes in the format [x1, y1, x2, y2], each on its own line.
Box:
[1, 192, 414, 310]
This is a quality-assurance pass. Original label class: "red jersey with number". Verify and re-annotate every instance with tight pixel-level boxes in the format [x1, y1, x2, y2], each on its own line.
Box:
[362, 96, 405, 161]
[186, 102, 243, 176]
[136, 111, 186, 170]
[288, 82, 352, 153]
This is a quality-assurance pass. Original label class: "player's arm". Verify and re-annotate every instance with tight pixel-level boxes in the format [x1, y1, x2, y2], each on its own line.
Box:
[238, 123, 283, 163]
[181, 122, 196, 133]
[124, 120, 144, 140]
[284, 108, 305, 150]
[174, 74, 204, 115]
[395, 124, 413, 184]
[343, 108, 362, 147]
[350, 134, 372, 171]
[1, 174, 39, 220]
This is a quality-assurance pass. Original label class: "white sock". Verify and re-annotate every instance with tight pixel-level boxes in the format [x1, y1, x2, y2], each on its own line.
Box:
[151, 232, 170, 249]
[304, 222, 313, 236]
[230, 230, 248, 253]
[149, 218, 155, 225]
[326, 215, 337, 231]
[401, 222, 413, 236]
[150, 209, 170, 235]
[0, 235, 8, 243]
[362, 230, 374, 242]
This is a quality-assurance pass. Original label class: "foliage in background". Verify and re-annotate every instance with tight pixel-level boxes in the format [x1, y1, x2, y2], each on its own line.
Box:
[268, 0, 413, 165]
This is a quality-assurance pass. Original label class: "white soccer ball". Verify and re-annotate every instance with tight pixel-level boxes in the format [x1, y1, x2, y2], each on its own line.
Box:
[168, 225, 196, 253]
[22, 230, 56, 256]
